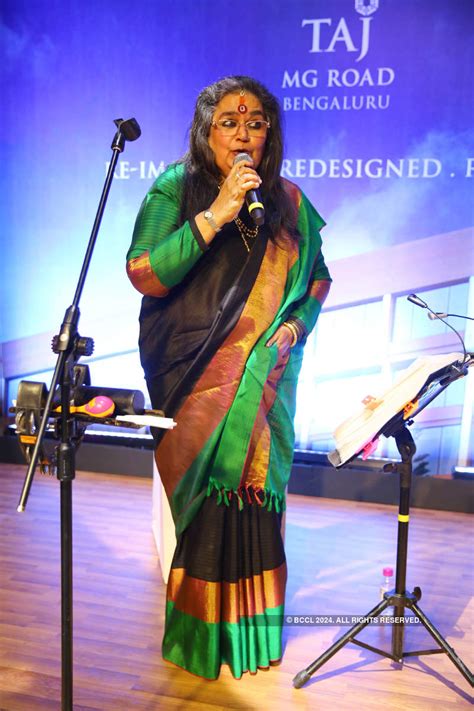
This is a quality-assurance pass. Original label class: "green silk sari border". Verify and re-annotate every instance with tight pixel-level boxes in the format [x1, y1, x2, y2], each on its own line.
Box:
[163, 600, 285, 680]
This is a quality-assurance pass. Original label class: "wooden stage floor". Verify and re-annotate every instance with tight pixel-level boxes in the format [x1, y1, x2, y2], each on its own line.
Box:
[0, 464, 472, 710]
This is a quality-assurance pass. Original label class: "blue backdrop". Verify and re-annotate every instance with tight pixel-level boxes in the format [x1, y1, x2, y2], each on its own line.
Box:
[1, 0, 473, 472]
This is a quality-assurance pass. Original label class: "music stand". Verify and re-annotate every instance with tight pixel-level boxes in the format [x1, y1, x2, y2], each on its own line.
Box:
[293, 352, 474, 689]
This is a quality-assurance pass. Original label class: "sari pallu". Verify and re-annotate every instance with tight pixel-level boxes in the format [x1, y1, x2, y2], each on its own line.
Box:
[127, 163, 331, 678]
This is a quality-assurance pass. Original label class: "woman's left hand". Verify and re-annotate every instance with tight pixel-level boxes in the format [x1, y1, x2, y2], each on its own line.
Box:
[266, 324, 294, 357]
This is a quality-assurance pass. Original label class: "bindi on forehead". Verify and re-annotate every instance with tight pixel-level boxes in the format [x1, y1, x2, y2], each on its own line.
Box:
[217, 108, 265, 119]
[238, 90, 247, 114]
[217, 92, 263, 115]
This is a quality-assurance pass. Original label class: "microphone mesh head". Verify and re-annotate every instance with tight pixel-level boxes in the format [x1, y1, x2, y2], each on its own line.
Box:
[233, 152, 251, 165]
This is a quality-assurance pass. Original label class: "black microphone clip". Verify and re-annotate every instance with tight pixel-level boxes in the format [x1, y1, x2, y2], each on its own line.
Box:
[112, 118, 141, 152]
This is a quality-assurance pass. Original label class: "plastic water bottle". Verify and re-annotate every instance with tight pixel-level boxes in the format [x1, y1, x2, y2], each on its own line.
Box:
[380, 566, 394, 600]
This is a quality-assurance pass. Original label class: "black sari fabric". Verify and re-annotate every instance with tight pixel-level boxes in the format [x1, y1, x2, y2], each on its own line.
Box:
[142, 212, 268, 443]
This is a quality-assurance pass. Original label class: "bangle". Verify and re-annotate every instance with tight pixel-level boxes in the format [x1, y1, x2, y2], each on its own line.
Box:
[283, 321, 299, 347]
[286, 316, 307, 342]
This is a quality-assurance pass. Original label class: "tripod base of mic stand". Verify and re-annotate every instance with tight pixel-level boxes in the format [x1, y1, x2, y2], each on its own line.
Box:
[292, 589, 474, 689]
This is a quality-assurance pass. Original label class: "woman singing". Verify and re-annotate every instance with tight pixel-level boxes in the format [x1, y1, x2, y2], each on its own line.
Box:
[126, 75, 331, 679]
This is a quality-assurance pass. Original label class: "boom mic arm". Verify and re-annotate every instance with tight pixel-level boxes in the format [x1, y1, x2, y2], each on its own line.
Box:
[407, 293, 469, 363]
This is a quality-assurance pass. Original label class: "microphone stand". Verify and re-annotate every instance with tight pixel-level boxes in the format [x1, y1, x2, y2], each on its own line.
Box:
[16, 118, 140, 711]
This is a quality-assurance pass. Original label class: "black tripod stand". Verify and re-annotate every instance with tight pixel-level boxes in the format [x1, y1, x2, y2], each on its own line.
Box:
[293, 362, 474, 690]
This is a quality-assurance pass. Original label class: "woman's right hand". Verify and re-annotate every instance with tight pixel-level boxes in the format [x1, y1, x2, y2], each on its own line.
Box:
[210, 158, 262, 228]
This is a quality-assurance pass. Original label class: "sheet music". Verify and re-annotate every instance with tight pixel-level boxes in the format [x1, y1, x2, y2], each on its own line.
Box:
[329, 352, 467, 467]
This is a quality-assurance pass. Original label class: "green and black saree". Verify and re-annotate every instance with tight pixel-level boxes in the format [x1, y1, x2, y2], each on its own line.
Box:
[127, 162, 331, 679]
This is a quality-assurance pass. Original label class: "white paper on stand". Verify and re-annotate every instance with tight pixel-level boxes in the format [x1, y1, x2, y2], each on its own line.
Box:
[116, 414, 177, 429]
[329, 352, 465, 467]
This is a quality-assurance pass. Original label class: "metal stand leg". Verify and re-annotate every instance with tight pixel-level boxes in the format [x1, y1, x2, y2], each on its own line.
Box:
[293, 598, 391, 688]
[409, 602, 474, 686]
[58, 411, 76, 711]
[60, 479, 73, 711]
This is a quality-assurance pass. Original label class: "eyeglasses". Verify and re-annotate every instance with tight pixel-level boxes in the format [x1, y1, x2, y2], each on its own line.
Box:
[211, 118, 271, 137]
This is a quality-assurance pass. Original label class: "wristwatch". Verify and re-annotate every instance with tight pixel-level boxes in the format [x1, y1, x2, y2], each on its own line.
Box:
[203, 210, 221, 232]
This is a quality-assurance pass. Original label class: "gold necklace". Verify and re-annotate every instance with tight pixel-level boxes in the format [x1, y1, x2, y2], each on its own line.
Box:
[234, 217, 259, 252]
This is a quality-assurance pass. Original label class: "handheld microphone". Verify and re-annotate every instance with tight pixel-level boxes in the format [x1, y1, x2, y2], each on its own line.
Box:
[234, 152, 265, 226]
